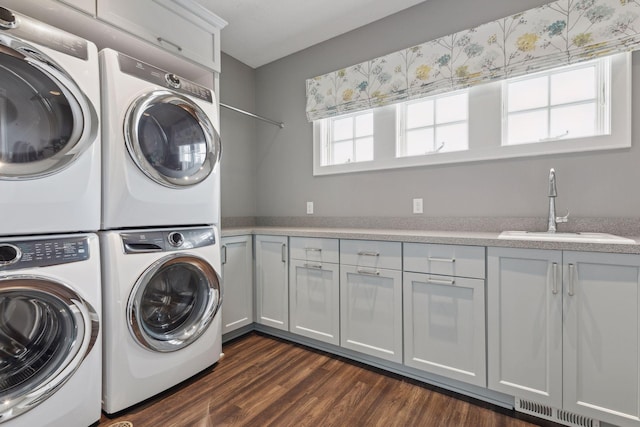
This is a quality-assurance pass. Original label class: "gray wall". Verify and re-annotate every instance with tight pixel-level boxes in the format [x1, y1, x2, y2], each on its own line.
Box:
[219, 53, 257, 218]
[252, 0, 640, 219]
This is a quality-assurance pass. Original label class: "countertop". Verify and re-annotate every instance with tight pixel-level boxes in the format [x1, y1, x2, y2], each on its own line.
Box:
[221, 226, 640, 255]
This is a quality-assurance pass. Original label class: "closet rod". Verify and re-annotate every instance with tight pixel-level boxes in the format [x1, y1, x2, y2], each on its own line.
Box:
[220, 102, 284, 128]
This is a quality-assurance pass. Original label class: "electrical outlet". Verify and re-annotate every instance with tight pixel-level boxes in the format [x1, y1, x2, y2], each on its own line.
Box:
[306, 201, 314, 215]
[412, 198, 423, 214]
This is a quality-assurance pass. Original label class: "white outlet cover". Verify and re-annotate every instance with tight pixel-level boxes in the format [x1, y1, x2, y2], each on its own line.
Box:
[306, 201, 314, 214]
[412, 198, 423, 214]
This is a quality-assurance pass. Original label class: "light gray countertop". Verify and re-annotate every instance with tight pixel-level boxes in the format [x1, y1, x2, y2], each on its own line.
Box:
[221, 226, 640, 255]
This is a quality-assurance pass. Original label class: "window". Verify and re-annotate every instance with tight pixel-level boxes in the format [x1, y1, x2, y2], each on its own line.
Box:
[397, 91, 469, 157]
[504, 58, 610, 145]
[323, 111, 374, 165]
[313, 53, 630, 176]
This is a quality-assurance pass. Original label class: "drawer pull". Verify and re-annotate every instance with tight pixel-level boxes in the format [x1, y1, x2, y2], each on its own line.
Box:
[305, 247, 322, 252]
[357, 267, 380, 276]
[304, 262, 323, 270]
[426, 277, 455, 286]
[428, 257, 456, 263]
[357, 251, 380, 257]
[157, 37, 183, 52]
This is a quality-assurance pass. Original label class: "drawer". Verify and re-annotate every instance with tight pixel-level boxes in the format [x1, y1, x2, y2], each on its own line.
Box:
[404, 243, 485, 279]
[340, 240, 402, 271]
[290, 237, 339, 264]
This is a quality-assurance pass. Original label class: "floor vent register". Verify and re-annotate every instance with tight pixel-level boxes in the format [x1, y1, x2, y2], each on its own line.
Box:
[515, 398, 600, 427]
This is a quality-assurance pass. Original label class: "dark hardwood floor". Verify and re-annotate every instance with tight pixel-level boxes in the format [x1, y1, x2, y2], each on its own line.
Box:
[98, 333, 551, 427]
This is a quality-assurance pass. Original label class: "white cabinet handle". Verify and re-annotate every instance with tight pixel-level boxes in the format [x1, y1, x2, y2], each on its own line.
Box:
[568, 263, 576, 296]
[551, 262, 558, 294]
[357, 267, 380, 276]
[281, 244, 287, 263]
[157, 37, 183, 52]
[221, 245, 227, 265]
[426, 277, 455, 286]
[428, 257, 456, 263]
[357, 251, 380, 257]
[304, 262, 323, 270]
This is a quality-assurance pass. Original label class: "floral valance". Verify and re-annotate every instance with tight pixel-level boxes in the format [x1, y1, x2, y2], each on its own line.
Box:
[306, 0, 640, 122]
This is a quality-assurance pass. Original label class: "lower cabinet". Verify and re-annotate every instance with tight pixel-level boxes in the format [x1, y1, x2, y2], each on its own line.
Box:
[340, 240, 403, 363]
[488, 247, 640, 427]
[403, 272, 486, 387]
[255, 235, 289, 331]
[221, 235, 253, 335]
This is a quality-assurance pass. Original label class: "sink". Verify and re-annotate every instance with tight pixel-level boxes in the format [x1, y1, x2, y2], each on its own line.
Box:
[498, 231, 636, 245]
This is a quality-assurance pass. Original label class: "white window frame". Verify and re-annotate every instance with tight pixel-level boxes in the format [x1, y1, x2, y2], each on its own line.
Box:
[312, 52, 631, 176]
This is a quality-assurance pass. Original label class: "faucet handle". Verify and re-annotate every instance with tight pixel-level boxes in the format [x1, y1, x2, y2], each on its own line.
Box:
[556, 210, 570, 224]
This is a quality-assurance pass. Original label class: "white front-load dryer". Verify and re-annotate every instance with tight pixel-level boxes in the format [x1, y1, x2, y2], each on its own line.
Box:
[100, 48, 221, 230]
[0, 7, 100, 236]
[0, 233, 101, 427]
[100, 225, 222, 414]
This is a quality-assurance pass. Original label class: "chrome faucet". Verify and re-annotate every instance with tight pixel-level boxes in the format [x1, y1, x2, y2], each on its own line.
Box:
[547, 168, 568, 233]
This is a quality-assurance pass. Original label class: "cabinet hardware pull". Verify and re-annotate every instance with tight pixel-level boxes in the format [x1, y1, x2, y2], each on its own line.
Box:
[305, 247, 322, 252]
[157, 37, 183, 52]
[426, 277, 455, 286]
[428, 257, 456, 263]
[304, 263, 323, 269]
[551, 262, 558, 294]
[357, 267, 380, 276]
[222, 245, 227, 265]
[568, 263, 575, 296]
[357, 251, 380, 257]
[281, 244, 287, 263]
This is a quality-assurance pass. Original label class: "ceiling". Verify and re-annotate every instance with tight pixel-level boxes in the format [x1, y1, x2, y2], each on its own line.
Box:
[194, 0, 427, 69]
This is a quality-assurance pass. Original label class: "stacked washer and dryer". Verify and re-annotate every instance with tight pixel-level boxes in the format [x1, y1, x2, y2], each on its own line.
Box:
[0, 5, 224, 426]
[98, 49, 223, 414]
[0, 8, 103, 427]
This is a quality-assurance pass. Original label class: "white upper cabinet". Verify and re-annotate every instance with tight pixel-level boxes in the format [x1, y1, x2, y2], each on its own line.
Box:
[96, 0, 226, 71]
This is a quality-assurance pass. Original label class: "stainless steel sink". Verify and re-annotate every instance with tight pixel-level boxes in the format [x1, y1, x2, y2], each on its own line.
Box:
[498, 231, 636, 245]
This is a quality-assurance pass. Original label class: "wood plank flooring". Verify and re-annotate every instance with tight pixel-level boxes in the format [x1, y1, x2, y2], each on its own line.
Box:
[98, 333, 553, 427]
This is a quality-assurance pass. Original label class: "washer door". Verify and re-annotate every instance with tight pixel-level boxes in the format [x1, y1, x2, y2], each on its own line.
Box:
[124, 90, 221, 189]
[0, 276, 99, 423]
[0, 35, 98, 179]
[127, 254, 221, 352]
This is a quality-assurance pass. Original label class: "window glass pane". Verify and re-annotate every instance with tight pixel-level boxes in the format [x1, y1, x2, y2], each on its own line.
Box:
[550, 66, 596, 105]
[355, 113, 373, 136]
[506, 110, 548, 145]
[435, 123, 468, 152]
[436, 92, 468, 124]
[331, 140, 352, 164]
[355, 137, 374, 161]
[550, 103, 597, 139]
[508, 76, 548, 112]
[406, 100, 434, 129]
[403, 128, 434, 157]
[332, 117, 353, 140]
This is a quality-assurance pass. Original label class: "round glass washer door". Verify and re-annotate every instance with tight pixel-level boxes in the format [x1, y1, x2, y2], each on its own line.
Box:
[124, 90, 221, 189]
[127, 254, 221, 352]
[0, 35, 98, 179]
[0, 276, 99, 423]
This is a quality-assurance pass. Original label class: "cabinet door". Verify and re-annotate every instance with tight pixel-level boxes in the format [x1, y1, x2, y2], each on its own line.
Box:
[563, 251, 640, 427]
[487, 247, 563, 408]
[97, 0, 223, 71]
[255, 235, 289, 331]
[289, 260, 339, 345]
[403, 272, 486, 387]
[340, 265, 402, 363]
[221, 236, 253, 335]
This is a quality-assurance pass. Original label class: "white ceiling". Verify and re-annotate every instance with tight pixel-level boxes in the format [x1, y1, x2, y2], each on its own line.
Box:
[195, 0, 427, 69]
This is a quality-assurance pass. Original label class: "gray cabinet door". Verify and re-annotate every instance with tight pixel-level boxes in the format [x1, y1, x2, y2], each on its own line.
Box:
[221, 235, 253, 334]
[255, 235, 289, 331]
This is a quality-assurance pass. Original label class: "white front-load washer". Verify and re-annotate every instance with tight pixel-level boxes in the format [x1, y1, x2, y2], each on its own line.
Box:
[100, 48, 221, 230]
[100, 225, 222, 414]
[0, 7, 100, 236]
[0, 233, 101, 427]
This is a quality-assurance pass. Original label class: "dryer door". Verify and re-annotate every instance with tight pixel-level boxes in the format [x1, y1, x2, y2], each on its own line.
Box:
[124, 90, 221, 189]
[0, 34, 98, 179]
[0, 277, 99, 423]
[127, 254, 221, 352]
